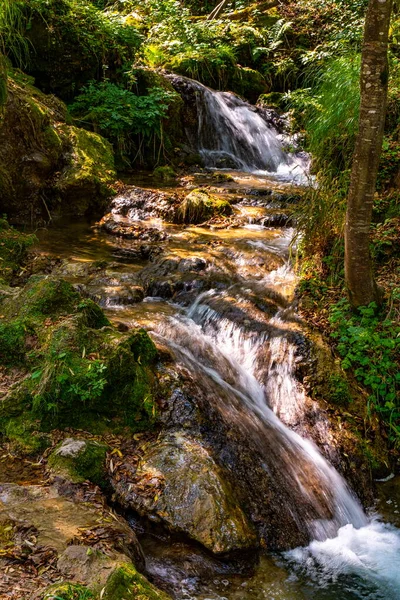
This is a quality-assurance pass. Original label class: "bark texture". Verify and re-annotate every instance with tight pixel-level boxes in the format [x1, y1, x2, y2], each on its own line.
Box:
[345, 0, 393, 308]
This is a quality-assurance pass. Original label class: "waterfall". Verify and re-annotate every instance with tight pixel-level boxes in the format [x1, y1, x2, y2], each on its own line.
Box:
[168, 75, 308, 181]
[155, 288, 368, 545]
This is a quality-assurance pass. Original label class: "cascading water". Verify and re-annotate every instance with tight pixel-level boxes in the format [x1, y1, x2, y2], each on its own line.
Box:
[156, 290, 367, 541]
[153, 281, 400, 598]
[168, 75, 309, 181]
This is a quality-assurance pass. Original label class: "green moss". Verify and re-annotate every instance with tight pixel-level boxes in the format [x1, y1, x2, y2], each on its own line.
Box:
[41, 582, 94, 600]
[212, 172, 235, 183]
[0, 320, 26, 365]
[326, 373, 352, 406]
[55, 125, 116, 214]
[0, 276, 157, 436]
[0, 220, 36, 284]
[103, 563, 171, 600]
[4, 414, 51, 455]
[153, 165, 176, 180]
[48, 439, 108, 487]
[258, 92, 285, 109]
[77, 298, 111, 329]
[230, 67, 268, 102]
[177, 189, 233, 224]
[20, 277, 80, 318]
[128, 329, 158, 365]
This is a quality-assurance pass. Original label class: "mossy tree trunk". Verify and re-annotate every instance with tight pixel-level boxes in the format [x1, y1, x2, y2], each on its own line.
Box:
[344, 0, 393, 308]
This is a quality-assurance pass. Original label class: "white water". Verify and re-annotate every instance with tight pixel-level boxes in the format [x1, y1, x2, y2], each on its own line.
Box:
[287, 520, 400, 598]
[156, 289, 367, 539]
[153, 279, 400, 597]
[188, 79, 308, 182]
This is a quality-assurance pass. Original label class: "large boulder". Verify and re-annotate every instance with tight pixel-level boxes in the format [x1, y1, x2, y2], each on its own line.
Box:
[0, 75, 115, 224]
[0, 483, 170, 599]
[111, 432, 256, 554]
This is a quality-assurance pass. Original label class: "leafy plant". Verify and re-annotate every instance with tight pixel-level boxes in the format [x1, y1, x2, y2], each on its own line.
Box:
[330, 299, 400, 445]
[69, 80, 177, 160]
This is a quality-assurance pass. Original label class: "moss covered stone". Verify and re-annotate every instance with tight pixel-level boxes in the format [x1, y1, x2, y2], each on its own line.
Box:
[55, 125, 116, 216]
[102, 562, 171, 600]
[0, 74, 116, 224]
[177, 188, 233, 224]
[40, 581, 94, 600]
[0, 219, 36, 284]
[152, 165, 176, 181]
[48, 438, 108, 486]
[0, 277, 158, 442]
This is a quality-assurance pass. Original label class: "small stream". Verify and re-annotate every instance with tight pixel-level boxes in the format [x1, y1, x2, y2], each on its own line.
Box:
[31, 168, 400, 600]
[29, 79, 400, 599]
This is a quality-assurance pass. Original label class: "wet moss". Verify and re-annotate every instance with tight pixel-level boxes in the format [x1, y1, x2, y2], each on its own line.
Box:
[48, 439, 108, 486]
[177, 189, 232, 224]
[102, 563, 171, 600]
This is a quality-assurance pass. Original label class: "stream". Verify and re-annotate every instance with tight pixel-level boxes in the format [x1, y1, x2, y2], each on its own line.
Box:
[30, 80, 400, 599]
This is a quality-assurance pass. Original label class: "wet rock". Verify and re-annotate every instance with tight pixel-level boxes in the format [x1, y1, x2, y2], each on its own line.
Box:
[47, 438, 108, 487]
[0, 483, 143, 563]
[86, 282, 145, 307]
[0, 78, 115, 225]
[111, 432, 256, 554]
[110, 186, 180, 222]
[261, 213, 294, 227]
[98, 213, 169, 242]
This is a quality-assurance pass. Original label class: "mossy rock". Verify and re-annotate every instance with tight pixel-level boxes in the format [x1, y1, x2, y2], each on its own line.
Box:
[55, 125, 116, 216]
[176, 189, 233, 224]
[0, 277, 158, 439]
[0, 219, 36, 284]
[0, 75, 116, 224]
[102, 562, 171, 600]
[48, 438, 108, 487]
[152, 165, 176, 181]
[230, 67, 268, 103]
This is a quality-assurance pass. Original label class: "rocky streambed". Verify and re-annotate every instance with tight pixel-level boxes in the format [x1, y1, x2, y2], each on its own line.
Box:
[0, 169, 399, 600]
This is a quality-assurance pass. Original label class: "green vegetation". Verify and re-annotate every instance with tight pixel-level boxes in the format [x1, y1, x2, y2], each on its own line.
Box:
[0, 218, 36, 283]
[70, 80, 177, 162]
[329, 300, 400, 445]
[102, 563, 170, 600]
[42, 583, 94, 600]
[0, 228, 159, 454]
[177, 189, 232, 224]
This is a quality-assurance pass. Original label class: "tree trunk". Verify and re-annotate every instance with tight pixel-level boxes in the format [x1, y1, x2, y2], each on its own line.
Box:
[345, 0, 393, 308]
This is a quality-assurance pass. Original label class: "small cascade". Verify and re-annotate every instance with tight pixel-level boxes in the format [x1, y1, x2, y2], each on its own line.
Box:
[155, 289, 368, 545]
[168, 75, 308, 181]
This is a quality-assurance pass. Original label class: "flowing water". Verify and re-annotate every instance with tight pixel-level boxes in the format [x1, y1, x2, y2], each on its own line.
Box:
[31, 85, 400, 597]
[168, 75, 309, 183]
